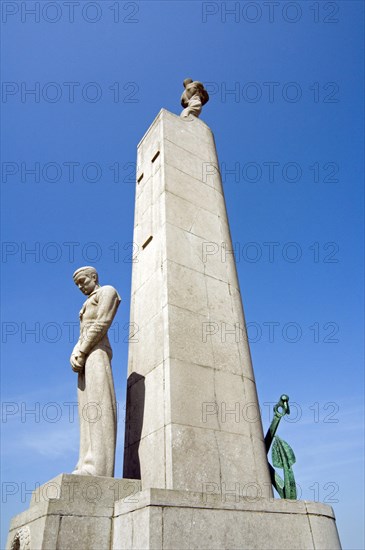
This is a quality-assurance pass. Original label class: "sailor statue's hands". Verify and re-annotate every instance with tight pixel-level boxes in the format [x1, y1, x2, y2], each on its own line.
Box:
[70, 346, 86, 373]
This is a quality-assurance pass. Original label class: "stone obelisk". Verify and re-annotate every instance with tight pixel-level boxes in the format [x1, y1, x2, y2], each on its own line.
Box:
[123, 108, 272, 497]
[116, 107, 341, 550]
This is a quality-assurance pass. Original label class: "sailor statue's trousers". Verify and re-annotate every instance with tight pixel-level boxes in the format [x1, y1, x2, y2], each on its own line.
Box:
[75, 341, 117, 477]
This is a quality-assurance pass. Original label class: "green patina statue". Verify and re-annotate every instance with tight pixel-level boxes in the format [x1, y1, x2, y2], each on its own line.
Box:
[265, 395, 297, 500]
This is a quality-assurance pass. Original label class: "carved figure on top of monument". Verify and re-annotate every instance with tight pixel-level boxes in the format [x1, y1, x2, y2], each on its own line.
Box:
[70, 266, 121, 477]
[180, 78, 209, 118]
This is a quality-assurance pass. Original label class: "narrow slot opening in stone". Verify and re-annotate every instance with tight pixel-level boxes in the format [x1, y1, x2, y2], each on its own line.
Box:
[137, 173, 144, 183]
[142, 235, 153, 249]
[151, 151, 160, 163]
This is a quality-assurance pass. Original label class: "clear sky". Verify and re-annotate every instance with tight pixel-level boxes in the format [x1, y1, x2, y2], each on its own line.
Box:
[1, 1, 364, 548]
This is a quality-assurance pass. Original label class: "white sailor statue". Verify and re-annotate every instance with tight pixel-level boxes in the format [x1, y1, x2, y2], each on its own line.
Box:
[70, 266, 121, 477]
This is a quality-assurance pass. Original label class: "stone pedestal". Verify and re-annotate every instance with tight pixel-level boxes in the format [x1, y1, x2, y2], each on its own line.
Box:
[6, 475, 141, 550]
[113, 488, 341, 550]
[7, 479, 341, 550]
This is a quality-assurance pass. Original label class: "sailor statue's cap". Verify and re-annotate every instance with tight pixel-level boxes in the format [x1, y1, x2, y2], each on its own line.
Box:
[72, 266, 98, 281]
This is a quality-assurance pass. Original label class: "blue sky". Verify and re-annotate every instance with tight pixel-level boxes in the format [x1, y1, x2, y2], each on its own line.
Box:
[1, 1, 364, 548]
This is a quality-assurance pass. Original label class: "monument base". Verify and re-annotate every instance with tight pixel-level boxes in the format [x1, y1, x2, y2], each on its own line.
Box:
[7, 477, 341, 549]
[6, 474, 141, 550]
[113, 488, 341, 550]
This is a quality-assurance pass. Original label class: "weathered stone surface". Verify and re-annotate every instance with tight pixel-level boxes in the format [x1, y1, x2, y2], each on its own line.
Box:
[164, 163, 224, 213]
[124, 362, 165, 446]
[164, 138, 221, 190]
[307, 512, 342, 550]
[113, 488, 342, 550]
[6, 475, 141, 550]
[8, 477, 341, 549]
[56, 517, 112, 550]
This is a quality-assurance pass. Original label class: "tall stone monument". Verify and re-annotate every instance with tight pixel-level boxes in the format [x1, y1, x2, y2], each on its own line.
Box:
[6, 97, 342, 549]
[123, 103, 272, 497]
[116, 107, 342, 549]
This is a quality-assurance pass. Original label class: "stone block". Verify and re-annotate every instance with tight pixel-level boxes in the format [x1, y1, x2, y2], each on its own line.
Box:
[308, 512, 342, 549]
[124, 362, 165, 447]
[165, 424, 222, 492]
[124, 427, 166, 490]
[164, 138, 222, 192]
[213, 370, 264, 437]
[164, 191, 201, 234]
[135, 173, 153, 219]
[113, 507, 149, 550]
[112, 488, 341, 549]
[167, 359, 217, 430]
[56, 516, 112, 550]
[165, 221, 229, 283]
[162, 110, 216, 153]
[204, 276, 240, 322]
[7, 508, 51, 550]
[7, 475, 141, 550]
[137, 116, 162, 185]
[113, 503, 164, 550]
[167, 304, 215, 368]
[214, 430, 271, 496]
[127, 309, 166, 377]
[132, 226, 162, 289]
[133, 267, 166, 326]
[165, 221, 206, 275]
[164, 163, 224, 216]
[190, 207, 225, 244]
[210, 325, 246, 375]
[166, 260, 208, 316]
